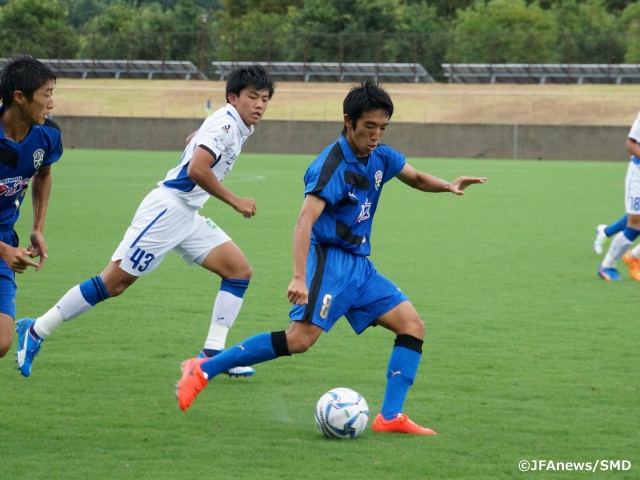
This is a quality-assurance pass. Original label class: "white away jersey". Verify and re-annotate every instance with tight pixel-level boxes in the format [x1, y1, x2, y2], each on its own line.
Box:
[160, 103, 253, 208]
[629, 110, 640, 143]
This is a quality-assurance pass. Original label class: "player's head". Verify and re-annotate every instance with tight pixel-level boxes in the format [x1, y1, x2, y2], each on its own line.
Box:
[342, 80, 394, 135]
[225, 64, 275, 127]
[0, 55, 56, 124]
[342, 80, 394, 155]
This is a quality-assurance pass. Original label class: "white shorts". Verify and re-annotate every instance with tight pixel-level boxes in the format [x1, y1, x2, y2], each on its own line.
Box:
[112, 187, 231, 276]
[625, 159, 640, 214]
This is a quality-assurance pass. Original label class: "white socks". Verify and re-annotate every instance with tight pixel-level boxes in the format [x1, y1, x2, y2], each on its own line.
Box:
[33, 285, 94, 339]
[602, 232, 634, 268]
[203, 290, 244, 351]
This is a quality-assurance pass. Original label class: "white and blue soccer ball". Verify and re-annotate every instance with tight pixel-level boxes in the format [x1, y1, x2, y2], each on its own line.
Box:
[315, 387, 369, 439]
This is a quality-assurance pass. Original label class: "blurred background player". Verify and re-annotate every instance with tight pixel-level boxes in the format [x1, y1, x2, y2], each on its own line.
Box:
[0, 55, 61, 360]
[15, 64, 275, 376]
[598, 109, 640, 281]
[176, 80, 486, 434]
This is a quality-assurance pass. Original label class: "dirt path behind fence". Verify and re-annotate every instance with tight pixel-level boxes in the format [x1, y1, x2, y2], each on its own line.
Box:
[52, 79, 640, 126]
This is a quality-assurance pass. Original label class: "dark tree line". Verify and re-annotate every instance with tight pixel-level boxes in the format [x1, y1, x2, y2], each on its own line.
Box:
[1, 0, 639, 79]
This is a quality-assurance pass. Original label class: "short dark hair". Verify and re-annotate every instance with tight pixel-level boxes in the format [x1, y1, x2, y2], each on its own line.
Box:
[0, 55, 57, 108]
[342, 80, 394, 134]
[225, 64, 275, 102]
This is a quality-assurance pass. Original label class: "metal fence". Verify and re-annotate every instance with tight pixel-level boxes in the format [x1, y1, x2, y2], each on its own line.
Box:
[1, 30, 635, 82]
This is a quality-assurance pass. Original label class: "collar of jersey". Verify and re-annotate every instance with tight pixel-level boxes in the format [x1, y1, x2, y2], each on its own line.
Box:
[338, 135, 366, 165]
[225, 103, 253, 137]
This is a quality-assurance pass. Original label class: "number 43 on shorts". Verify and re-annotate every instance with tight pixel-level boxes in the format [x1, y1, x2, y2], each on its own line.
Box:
[130, 247, 155, 272]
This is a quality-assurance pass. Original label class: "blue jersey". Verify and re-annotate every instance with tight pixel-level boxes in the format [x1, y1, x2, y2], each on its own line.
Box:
[0, 108, 62, 229]
[304, 135, 406, 256]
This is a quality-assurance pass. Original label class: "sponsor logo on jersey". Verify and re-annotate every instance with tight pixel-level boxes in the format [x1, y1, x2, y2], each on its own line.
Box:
[374, 170, 383, 190]
[213, 133, 226, 147]
[33, 149, 44, 169]
[0, 177, 28, 197]
[356, 198, 371, 223]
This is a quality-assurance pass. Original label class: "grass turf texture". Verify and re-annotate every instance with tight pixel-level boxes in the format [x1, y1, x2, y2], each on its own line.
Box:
[1, 150, 638, 479]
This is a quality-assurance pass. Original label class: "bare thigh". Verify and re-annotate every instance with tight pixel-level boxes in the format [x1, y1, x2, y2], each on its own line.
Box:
[200, 241, 252, 280]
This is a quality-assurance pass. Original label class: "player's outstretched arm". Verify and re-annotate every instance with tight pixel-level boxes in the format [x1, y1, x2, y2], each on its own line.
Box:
[187, 145, 257, 218]
[29, 165, 52, 270]
[396, 163, 486, 195]
[288, 194, 326, 306]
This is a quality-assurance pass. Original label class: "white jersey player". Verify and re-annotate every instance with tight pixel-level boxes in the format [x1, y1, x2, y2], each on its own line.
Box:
[598, 109, 640, 281]
[15, 65, 275, 378]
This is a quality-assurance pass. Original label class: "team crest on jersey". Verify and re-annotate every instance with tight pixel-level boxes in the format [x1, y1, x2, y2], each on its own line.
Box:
[223, 124, 231, 132]
[356, 198, 371, 223]
[374, 170, 383, 190]
[33, 149, 44, 169]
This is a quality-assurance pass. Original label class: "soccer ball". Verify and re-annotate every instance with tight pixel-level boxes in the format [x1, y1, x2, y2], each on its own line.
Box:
[315, 388, 369, 439]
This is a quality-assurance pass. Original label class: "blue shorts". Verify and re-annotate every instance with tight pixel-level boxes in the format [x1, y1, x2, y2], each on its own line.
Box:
[289, 244, 409, 334]
[0, 229, 18, 319]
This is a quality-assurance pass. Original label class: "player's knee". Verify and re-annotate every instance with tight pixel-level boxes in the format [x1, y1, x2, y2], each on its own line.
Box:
[628, 214, 640, 230]
[403, 316, 425, 339]
[239, 264, 253, 280]
[104, 279, 131, 297]
[0, 337, 11, 357]
[285, 330, 317, 354]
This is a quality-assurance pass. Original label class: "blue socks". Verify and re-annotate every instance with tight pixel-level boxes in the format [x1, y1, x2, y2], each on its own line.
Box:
[79, 276, 110, 306]
[200, 331, 290, 379]
[623, 226, 640, 242]
[380, 335, 423, 420]
[605, 215, 628, 237]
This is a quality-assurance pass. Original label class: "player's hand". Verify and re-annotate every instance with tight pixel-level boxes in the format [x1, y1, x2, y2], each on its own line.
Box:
[287, 277, 308, 305]
[448, 176, 486, 195]
[185, 131, 197, 145]
[234, 197, 257, 218]
[27, 230, 48, 271]
[1, 246, 39, 274]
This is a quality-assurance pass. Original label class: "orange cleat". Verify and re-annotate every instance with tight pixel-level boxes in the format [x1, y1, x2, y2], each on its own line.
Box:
[622, 252, 640, 281]
[372, 413, 436, 435]
[176, 358, 209, 411]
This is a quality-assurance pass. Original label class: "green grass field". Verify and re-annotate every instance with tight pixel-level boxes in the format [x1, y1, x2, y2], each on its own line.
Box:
[1, 150, 638, 479]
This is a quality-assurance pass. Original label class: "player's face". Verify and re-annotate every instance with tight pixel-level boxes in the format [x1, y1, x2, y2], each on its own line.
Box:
[344, 109, 390, 157]
[228, 87, 271, 127]
[20, 80, 55, 125]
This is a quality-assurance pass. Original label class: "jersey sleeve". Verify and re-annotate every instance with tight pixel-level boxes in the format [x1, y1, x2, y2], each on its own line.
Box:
[383, 147, 406, 183]
[194, 117, 233, 161]
[43, 118, 62, 166]
[629, 111, 640, 142]
[304, 159, 344, 206]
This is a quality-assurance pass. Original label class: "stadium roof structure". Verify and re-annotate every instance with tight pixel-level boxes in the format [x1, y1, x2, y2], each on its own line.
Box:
[442, 64, 640, 84]
[212, 61, 435, 83]
[0, 59, 207, 80]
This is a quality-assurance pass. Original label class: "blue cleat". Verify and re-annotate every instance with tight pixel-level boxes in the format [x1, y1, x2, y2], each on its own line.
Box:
[15, 318, 44, 377]
[198, 350, 255, 378]
[598, 265, 622, 281]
